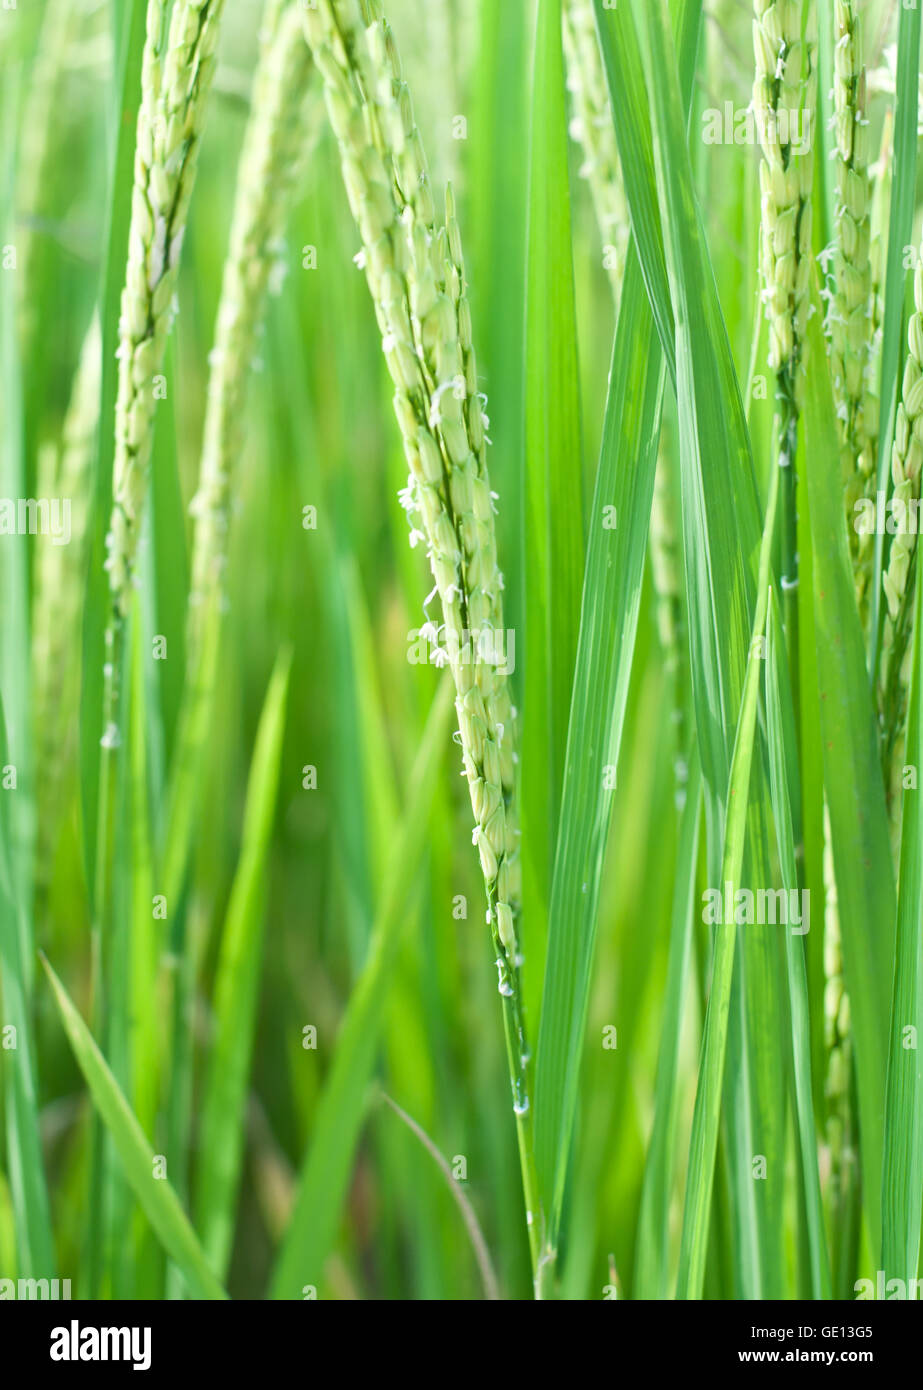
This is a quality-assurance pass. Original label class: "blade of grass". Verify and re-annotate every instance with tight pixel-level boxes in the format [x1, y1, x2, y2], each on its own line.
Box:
[591, 0, 674, 386]
[0, 74, 55, 1281]
[533, 0, 702, 1266]
[533, 247, 664, 1253]
[639, 745, 703, 1295]
[881, 541, 923, 1284]
[41, 955, 228, 1300]
[195, 648, 291, 1281]
[591, 0, 703, 389]
[765, 605, 832, 1301]
[0, 697, 54, 1275]
[676, 438, 780, 1302]
[100, 611, 146, 1297]
[127, 590, 164, 1298]
[633, 746, 702, 1299]
[521, 0, 585, 994]
[0, 76, 36, 964]
[633, 0, 754, 812]
[379, 1091, 500, 1301]
[635, 0, 794, 1296]
[796, 455, 828, 1124]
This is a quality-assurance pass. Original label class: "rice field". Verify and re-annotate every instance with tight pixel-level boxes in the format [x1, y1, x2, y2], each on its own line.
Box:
[0, 0, 922, 1308]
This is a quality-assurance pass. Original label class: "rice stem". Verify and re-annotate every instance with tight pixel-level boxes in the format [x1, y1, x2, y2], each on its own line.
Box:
[300, 0, 544, 1290]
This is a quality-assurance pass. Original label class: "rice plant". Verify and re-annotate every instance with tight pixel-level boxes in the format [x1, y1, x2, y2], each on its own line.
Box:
[1, 0, 923, 1308]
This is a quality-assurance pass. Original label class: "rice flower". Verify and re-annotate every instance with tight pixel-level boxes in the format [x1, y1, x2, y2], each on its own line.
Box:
[752, 0, 815, 389]
[830, 0, 876, 603]
[32, 315, 101, 873]
[107, 0, 227, 617]
[879, 254, 923, 823]
[188, 0, 315, 630]
[16, 0, 80, 337]
[300, 0, 521, 974]
[882, 279, 923, 633]
[561, 0, 629, 304]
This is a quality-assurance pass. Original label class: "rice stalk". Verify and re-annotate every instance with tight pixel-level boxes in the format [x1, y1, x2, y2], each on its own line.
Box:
[648, 430, 687, 780]
[754, 1, 815, 384]
[87, 2, 226, 1273]
[867, 114, 892, 439]
[853, 114, 892, 606]
[827, 0, 876, 613]
[879, 248, 923, 829]
[106, 0, 225, 620]
[15, 0, 80, 340]
[32, 314, 101, 884]
[752, 0, 815, 632]
[187, 0, 315, 638]
[815, 2, 872, 1291]
[299, 0, 542, 1285]
[561, 0, 629, 305]
[97, 0, 226, 876]
[821, 802, 860, 1293]
[159, 0, 315, 911]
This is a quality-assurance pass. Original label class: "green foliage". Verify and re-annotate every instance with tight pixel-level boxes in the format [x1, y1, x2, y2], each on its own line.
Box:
[0, 0, 919, 1304]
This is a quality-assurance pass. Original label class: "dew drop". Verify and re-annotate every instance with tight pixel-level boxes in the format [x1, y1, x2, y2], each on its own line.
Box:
[495, 957, 514, 997]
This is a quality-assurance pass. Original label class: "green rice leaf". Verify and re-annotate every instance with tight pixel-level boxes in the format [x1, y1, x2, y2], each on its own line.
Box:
[533, 247, 664, 1251]
[765, 606, 831, 1301]
[676, 432, 780, 1301]
[592, 0, 703, 389]
[633, 0, 788, 1298]
[881, 545, 923, 1284]
[195, 648, 291, 1280]
[0, 698, 54, 1275]
[532, 0, 702, 1265]
[591, 0, 674, 385]
[521, 0, 585, 987]
[41, 955, 228, 1301]
[0, 74, 55, 1281]
[634, 747, 702, 1299]
[633, 0, 756, 811]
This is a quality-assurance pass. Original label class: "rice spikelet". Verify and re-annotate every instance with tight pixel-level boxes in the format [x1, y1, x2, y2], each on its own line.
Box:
[106, 0, 227, 616]
[299, 0, 542, 1277]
